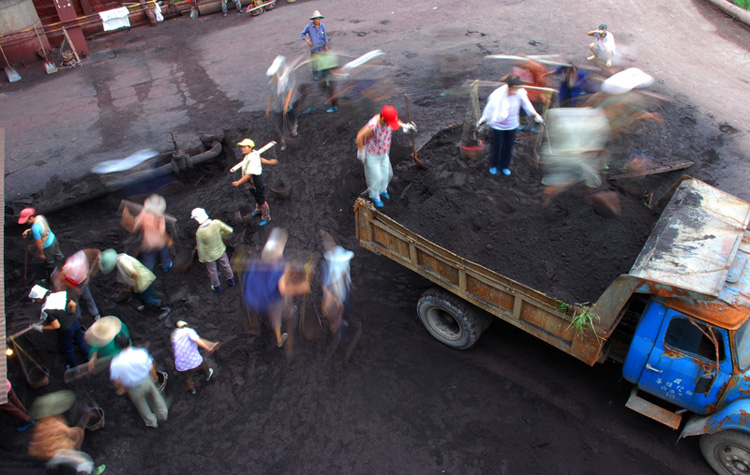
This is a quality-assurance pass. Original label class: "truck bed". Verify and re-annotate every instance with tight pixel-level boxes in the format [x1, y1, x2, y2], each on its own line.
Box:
[355, 198, 607, 366]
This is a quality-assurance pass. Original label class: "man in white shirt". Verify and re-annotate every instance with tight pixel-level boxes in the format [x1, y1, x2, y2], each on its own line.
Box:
[587, 24, 616, 67]
[110, 335, 168, 428]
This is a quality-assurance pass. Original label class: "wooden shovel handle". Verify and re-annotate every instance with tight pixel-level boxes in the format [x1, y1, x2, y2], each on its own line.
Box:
[404, 94, 427, 169]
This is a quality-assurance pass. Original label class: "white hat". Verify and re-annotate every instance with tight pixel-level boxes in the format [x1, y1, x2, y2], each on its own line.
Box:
[191, 208, 209, 225]
[325, 246, 354, 263]
[600, 68, 654, 95]
[28, 285, 50, 300]
[144, 194, 166, 216]
[267, 55, 286, 77]
[310, 10, 324, 20]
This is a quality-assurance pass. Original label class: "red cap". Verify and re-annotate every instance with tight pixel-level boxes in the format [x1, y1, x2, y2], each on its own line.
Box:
[18, 207, 35, 224]
[380, 105, 400, 130]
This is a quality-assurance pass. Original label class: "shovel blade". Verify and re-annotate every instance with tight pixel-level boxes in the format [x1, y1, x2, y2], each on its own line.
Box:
[5, 66, 21, 82]
[44, 61, 58, 74]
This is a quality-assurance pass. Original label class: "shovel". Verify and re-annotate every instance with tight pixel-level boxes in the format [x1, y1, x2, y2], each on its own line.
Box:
[0, 43, 21, 82]
[34, 28, 58, 74]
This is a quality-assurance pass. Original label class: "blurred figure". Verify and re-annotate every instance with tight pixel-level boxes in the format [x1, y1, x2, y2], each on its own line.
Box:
[232, 139, 278, 226]
[85, 316, 130, 373]
[540, 107, 611, 207]
[477, 75, 544, 176]
[586, 68, 662, 136]
[171, 320, 217, 395]
[356, 105, 416, 207]
[52, 249, 102, 322]
[19, 207, 65, 273]
[320, 231, 362, 362]
[29, 285, 90, 369]
[266, 56, 300, 150]
[46, 449, 105, 475]
[301, 10, 328, 80]
[28, 391, 84, 461]
[110, 335, 168, 428]
[545, 64, 596, 107]
[510, 58, 551, 132]
[191, 208, 235, 293]
[242, 228, 312, 349]
[587, 24, 615, 67]
[121, 194, 173, 273]
[2, 379, 35, 432]
[98, 249, 171, 319]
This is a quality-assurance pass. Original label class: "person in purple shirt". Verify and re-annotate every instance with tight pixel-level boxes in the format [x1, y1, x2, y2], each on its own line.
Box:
[301, 10, 328, 80]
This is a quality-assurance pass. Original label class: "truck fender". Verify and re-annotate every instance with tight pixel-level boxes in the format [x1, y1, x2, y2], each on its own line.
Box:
[680, 399, 750, 439]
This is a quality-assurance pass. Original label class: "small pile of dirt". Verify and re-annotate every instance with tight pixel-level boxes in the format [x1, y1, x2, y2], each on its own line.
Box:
[384, 125, 660, 304]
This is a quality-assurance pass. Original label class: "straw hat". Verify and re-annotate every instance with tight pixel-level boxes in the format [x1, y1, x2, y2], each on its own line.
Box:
[85, 316, 123, 347]
[143, 194, 166, 216]
[29, 390, 76, 419]
[310, 10, 324, 20]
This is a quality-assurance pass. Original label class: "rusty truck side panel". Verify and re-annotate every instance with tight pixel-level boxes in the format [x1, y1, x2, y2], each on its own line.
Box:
[354, 198, 605, 366]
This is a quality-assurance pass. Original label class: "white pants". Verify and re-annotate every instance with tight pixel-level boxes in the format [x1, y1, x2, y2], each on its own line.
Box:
[364, 151, 393, 200]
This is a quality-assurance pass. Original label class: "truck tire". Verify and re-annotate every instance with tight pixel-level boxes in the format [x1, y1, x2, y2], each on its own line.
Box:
[700, 430, 750, 475]
[417, 287, 491, 350]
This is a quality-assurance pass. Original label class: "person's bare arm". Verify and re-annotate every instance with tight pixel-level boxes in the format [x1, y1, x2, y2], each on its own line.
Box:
[195, 338, 218, 353]
[43, 319, 61, 331]
[35, 238, 45, 259]
[260, 156, 278, 166]
[356, 123, 374, 150]
[233, 174, 252, 187]
[114, 378, 126, 395]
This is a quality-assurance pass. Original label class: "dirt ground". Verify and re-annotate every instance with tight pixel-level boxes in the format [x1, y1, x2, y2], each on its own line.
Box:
[3, 1, 749, 474]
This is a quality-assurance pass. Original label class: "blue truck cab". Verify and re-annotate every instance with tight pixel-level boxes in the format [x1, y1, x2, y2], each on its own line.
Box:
[608, 177, 750, 474]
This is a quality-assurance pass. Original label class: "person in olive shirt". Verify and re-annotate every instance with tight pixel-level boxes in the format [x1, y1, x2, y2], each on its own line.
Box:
[191, 208, 236, 293]
[98, 249, 171, 319]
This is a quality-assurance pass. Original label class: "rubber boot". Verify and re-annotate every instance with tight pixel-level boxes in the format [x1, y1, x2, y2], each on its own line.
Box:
[259, 203, 271, 226]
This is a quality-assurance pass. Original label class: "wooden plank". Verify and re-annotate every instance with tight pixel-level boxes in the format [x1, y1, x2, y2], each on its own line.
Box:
[608, 160, 694, 181]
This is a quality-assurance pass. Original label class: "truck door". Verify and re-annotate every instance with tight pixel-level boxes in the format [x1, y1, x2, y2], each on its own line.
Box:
[637, 309, 731, 414]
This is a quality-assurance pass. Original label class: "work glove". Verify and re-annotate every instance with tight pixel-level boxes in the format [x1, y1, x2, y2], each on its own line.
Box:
[357, 149, 366, 163]
[534, 115, 545, 125]
[476, 120, 485, 130]
[31, 322, 44, 332]
[401, 122, 417, 134]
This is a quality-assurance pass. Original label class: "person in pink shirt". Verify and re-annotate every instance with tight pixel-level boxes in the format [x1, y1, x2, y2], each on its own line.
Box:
[355, 105, 416, 207]
[123, 194, 173, 272]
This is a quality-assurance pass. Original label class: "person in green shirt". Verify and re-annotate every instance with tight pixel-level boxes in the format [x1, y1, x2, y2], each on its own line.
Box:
[191, 208, 236, 293]
[85, 316, 131, 373]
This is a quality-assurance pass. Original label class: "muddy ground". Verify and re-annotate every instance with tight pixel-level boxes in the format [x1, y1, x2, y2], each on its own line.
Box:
[3, 1, 748, 474]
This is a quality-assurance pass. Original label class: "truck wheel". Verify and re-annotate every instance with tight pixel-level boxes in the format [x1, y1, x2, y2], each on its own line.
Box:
[700, 430, 750, 475]
[417, 287, 491, 350]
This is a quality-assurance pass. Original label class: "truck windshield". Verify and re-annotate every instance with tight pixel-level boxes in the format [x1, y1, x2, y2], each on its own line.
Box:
[736, 322, 750, 371]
